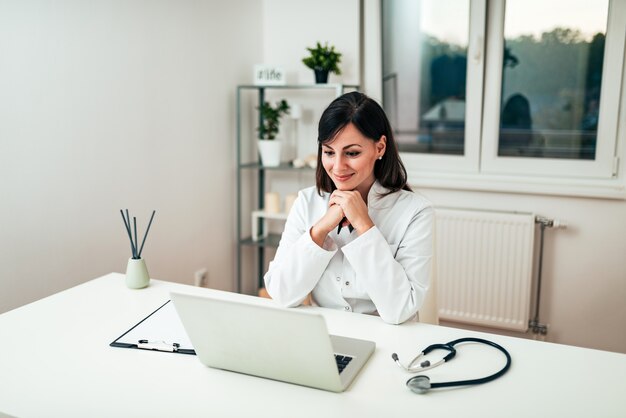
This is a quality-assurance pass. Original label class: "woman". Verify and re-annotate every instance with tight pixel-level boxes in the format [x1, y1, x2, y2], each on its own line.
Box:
[264, 92, 433, 324]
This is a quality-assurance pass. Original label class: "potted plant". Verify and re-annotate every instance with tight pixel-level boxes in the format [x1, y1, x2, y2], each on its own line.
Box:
[257, 99, 290, 167]
[302, 42, 342, 84]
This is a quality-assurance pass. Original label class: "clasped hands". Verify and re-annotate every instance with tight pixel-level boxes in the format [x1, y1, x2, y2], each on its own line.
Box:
[311, 190, 374, 247]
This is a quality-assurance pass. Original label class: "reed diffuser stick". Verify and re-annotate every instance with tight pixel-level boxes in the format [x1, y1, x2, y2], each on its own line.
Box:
[120, 209, 156, 260]
[138, 210, 156, 258]
[133, 217, 138, 259]
[120, 210, 137, 258]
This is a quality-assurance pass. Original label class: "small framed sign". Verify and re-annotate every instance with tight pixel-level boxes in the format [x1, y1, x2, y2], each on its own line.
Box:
[254, 65, 286, 85]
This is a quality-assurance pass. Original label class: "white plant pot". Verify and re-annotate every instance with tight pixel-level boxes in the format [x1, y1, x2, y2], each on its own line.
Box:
[258, 139, 282, 167]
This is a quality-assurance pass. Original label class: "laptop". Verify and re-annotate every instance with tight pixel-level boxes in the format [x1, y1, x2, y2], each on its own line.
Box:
[170, 291, 375, 392]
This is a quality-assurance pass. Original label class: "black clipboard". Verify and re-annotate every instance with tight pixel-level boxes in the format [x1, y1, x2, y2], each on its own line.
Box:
[110, 300, 196, 355]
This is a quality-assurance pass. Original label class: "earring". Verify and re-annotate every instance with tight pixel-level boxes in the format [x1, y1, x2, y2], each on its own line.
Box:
[378, 156, 383, 160]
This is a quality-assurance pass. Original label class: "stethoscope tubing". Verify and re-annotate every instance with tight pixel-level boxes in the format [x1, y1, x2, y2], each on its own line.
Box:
[414, 337, 512, 390]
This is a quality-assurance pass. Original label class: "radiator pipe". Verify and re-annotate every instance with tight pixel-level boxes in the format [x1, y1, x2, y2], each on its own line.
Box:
[530, 216, 566, 335]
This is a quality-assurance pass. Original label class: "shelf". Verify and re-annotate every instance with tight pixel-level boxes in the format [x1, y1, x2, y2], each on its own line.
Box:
[238, 84, 359, 90]
[236, 83, 359, 292]
[251, 210, 288, 220]
[250, 211, 288, 244]
[239, 162, 315, 171]
[240, 234, 282, 248]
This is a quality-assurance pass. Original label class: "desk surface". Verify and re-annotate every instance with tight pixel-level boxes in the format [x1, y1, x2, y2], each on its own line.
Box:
[1, 273, 625, 418]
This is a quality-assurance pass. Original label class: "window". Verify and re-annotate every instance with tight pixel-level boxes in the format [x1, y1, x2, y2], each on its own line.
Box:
[382, 0, 470, 156]
[382, 0, 483, 173]
[497, 2, 608, 161]
[382, 0, 625, 184]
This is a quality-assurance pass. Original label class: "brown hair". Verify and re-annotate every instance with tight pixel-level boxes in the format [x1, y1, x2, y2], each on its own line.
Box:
[315, 91, 411, 195]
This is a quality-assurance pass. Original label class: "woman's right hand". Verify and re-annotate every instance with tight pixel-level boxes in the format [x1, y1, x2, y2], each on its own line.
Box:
[310, 203, 344, 247]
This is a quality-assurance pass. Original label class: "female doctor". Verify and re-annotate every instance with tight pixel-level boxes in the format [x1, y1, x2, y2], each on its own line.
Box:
[264, 92, 433, 324]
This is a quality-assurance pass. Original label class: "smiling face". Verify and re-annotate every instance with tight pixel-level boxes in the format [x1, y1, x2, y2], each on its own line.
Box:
[321, 123, 386, 198]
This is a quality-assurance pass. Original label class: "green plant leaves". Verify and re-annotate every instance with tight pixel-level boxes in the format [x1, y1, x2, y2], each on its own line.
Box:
[257, 99, 290, 140]
[302, 41, 342, 75]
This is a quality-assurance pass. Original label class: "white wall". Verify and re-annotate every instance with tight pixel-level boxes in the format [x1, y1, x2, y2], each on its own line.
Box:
[2, 0, 624, 355]
[0, 0, 263, 313]
[262, 0, 360, 86]
[261, 0, 360, 159]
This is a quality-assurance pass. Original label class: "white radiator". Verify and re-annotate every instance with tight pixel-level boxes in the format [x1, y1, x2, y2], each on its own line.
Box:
[434, 208, 535, 331]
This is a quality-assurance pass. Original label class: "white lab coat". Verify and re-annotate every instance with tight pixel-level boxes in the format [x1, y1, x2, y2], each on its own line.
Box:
[264, 181, 433, 324]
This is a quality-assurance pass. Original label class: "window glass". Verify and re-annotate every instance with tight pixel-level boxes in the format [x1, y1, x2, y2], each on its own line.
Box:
[382, 0, 470, 155]
[499, 0, 609, 159]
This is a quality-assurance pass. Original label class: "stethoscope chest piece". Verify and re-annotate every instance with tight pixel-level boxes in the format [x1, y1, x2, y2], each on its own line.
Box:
[406, 375, 431, 394]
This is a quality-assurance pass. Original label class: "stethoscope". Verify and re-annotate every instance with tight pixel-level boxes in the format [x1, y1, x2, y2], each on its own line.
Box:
[392, 337, 512, 394]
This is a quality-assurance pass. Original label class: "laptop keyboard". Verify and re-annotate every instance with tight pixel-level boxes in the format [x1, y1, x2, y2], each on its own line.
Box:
[334, 354, 353, 374]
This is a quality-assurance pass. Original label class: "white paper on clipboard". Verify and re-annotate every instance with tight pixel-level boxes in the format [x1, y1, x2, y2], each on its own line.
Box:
[110, 300, 195, 354]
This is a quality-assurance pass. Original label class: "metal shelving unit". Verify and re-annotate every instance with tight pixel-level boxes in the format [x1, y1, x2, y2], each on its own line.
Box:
[235, 84, 358, 293]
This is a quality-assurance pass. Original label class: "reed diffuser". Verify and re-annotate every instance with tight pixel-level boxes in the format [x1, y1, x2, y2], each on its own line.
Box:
[120, 209, 156, 289]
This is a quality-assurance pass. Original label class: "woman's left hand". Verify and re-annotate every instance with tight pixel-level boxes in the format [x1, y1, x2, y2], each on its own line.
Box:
[329, 190, 374, 235]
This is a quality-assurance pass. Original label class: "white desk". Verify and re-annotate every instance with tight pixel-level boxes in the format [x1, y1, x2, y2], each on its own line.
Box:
[1, 273, 625, 418]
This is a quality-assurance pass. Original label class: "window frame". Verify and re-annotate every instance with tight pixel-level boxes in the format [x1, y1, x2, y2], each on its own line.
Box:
[480, 0, 625, 179]
[373, 0, 626, 199]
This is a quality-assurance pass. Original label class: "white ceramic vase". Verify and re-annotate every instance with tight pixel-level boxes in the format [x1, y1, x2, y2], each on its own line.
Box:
[125, 258, 150, 289]
[258, 139, 282, 167]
